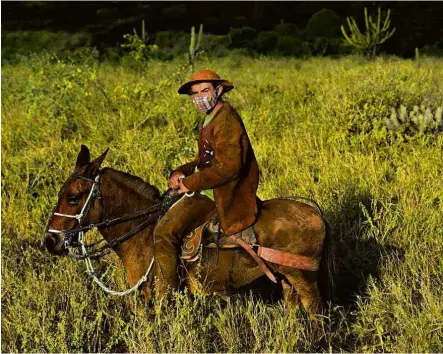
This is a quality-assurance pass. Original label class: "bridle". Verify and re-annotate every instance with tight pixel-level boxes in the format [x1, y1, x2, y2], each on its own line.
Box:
[47, 174, 101, 251]
[46, 170, 182, 296]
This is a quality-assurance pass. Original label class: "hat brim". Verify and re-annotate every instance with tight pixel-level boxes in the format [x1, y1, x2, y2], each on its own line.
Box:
[178, 79, 234, 95]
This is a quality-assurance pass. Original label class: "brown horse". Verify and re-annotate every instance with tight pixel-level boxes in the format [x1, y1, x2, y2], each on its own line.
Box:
[45, 145, 334, 316]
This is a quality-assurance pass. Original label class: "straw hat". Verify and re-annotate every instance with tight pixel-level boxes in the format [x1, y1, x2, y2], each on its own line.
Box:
[177, 69, 234, 95]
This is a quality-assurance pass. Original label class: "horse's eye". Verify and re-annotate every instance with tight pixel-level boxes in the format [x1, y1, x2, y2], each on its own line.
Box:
[67, 195, 80, 205]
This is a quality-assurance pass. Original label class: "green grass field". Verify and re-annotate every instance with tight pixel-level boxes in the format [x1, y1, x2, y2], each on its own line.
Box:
[2, 52, 443, 352]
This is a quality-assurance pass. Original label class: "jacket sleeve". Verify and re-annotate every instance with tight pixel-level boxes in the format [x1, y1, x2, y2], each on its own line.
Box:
[182, 115, 243, 191]
[169, 158, 198, 178]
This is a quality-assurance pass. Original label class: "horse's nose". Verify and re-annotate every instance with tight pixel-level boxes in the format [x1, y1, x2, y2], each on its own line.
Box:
[44, 232, 65, 254]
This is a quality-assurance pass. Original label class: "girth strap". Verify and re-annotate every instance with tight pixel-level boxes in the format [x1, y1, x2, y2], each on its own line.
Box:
[257, 246, 320, 271]
[227, 235, 278, 283]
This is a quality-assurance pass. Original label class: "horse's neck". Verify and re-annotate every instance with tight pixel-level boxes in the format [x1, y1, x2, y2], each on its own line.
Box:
[97, 168, 160, 291]
[98, 168, 162, 243]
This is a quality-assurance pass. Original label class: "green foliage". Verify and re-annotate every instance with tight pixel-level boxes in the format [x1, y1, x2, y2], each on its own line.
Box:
[306, 8, 342, 40]
[1, 30, 92, 61]
[255, 31, 280, 54]
[227, 26, 257, 50]
[341, 7, 396, 59]
[201, 34, 231, 57]
[312, 37, 329, 56]
[121, 20, 159, 62]
[2, 53, 443, 352]
[274, 22, 300, 37]
[275, 36, 310, 57]
[419, 41, 443, 57]
[385, 104, 443, 136]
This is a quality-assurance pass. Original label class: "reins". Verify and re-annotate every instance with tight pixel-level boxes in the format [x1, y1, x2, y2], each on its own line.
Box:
[47, 171, 182, 296]
[48, 171, 181, 258]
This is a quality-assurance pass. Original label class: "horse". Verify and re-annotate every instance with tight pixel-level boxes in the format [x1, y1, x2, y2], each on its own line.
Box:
[44, 145, 334, 317]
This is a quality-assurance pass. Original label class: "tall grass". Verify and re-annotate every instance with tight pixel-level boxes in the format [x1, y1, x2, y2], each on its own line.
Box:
[2, 52, 443, 352]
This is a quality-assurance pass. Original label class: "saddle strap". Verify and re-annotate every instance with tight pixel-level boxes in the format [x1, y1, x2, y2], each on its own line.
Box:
[257, 246, 320, 271]
[227, 235, 278, 283]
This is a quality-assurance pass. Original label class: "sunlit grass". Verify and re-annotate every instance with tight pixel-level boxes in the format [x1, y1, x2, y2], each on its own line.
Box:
[2, 52, 443, 352]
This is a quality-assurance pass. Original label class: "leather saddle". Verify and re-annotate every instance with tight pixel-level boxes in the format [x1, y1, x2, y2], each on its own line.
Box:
[181, 214, 257, 262]
[179, 209, 321, 282]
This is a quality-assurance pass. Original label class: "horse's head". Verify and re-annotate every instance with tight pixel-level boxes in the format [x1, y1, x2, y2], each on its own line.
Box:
[44, 145, 108, 255]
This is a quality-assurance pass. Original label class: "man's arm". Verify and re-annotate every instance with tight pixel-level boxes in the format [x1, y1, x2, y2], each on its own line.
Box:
[169, 159, 198, 178]
[182, 115, 243, 191]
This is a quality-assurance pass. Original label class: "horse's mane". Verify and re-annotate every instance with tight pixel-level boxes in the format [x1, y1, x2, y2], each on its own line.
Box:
[102, 167, 163, 202]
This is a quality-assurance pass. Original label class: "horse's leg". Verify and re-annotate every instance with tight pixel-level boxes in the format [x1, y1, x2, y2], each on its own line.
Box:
[282, 278, 300, 309]
[281, 268, 322, 318]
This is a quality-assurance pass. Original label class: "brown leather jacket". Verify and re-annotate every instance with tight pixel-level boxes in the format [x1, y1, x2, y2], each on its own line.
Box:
[172, 101, 260, 235]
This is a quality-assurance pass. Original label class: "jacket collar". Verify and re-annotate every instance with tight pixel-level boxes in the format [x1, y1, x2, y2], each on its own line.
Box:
[199, 101, 231, 129]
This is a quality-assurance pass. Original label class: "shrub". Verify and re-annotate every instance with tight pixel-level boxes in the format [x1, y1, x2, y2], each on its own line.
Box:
[201, 34, 231, 57]
[275, 36, 310, 57]
[1, 30, 92, 61]
[274, 23, 300, 37]
[419, 42, 443, 57]
[154, 31, 189, 50]
[306, 8, 342, 40]
[254, 31, 279, 54]
[227, 26, 257, 50]
[121, 20, 159, 62]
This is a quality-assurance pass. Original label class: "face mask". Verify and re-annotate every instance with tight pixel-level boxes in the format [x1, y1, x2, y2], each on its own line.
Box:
[192, 86, 221, 113]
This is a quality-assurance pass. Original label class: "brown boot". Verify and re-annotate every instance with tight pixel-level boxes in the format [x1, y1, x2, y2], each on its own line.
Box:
[153, 193, 216, 311]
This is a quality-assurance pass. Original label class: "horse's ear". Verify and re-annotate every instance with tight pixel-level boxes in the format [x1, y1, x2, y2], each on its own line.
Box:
[85, 147, 109, 178]
[75, 144, 91, 170]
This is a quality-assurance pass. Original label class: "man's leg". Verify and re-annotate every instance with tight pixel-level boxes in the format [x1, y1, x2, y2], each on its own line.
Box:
[154, 193, 215, 305]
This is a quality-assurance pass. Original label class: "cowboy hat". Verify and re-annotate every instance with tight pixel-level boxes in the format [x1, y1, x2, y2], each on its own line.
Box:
[178, 69, 234, 95]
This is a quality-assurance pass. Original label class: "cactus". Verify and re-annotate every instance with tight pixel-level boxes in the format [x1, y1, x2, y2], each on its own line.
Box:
[121, 19, 158, 62]
[132, 19, 148, 43]
[341, 7, 396, 59]
[189, 24, 204, 73]
[385, 104, 443, 136]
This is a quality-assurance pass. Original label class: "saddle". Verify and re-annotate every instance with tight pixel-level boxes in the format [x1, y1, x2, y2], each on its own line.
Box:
[180, 214, 321, 283]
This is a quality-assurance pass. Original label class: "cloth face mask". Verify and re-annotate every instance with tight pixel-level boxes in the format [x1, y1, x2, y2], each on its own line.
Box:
[192, 86, 221, 112]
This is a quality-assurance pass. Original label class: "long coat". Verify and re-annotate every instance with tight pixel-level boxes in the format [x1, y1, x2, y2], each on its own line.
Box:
[172, 101, 260, 235]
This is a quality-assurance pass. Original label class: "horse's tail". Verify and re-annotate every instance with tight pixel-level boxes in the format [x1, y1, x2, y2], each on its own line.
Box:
[318, 219, 336, 307]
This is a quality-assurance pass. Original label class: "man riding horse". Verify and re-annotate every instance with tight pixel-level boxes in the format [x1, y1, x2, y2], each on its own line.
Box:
[154, 69, 261, 303]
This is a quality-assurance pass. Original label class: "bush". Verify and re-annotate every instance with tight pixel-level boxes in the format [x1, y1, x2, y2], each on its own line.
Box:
[227, 26, 257, 50]
[309, 37, 351, 56]
[201, 34, 231, 57]
[254, 31, 279, 54]
[154, 31, 189, 50]
[306, 8, 342, 40]
[275, 36, 310, 57]
[274, 23, 300, 37]
[1, 30, 92, 61]
[419, 42, 443, 57]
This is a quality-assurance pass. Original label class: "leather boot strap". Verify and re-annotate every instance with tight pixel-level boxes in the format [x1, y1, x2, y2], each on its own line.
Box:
[227, 235, 277, 283]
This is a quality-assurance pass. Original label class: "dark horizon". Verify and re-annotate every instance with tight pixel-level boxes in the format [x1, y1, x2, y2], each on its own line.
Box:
[3, 1, 443, 57]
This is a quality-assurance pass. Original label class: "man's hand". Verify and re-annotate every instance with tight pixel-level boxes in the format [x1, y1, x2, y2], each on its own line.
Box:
[176, 178, 190, 194]
[168, 172, 185, 189]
